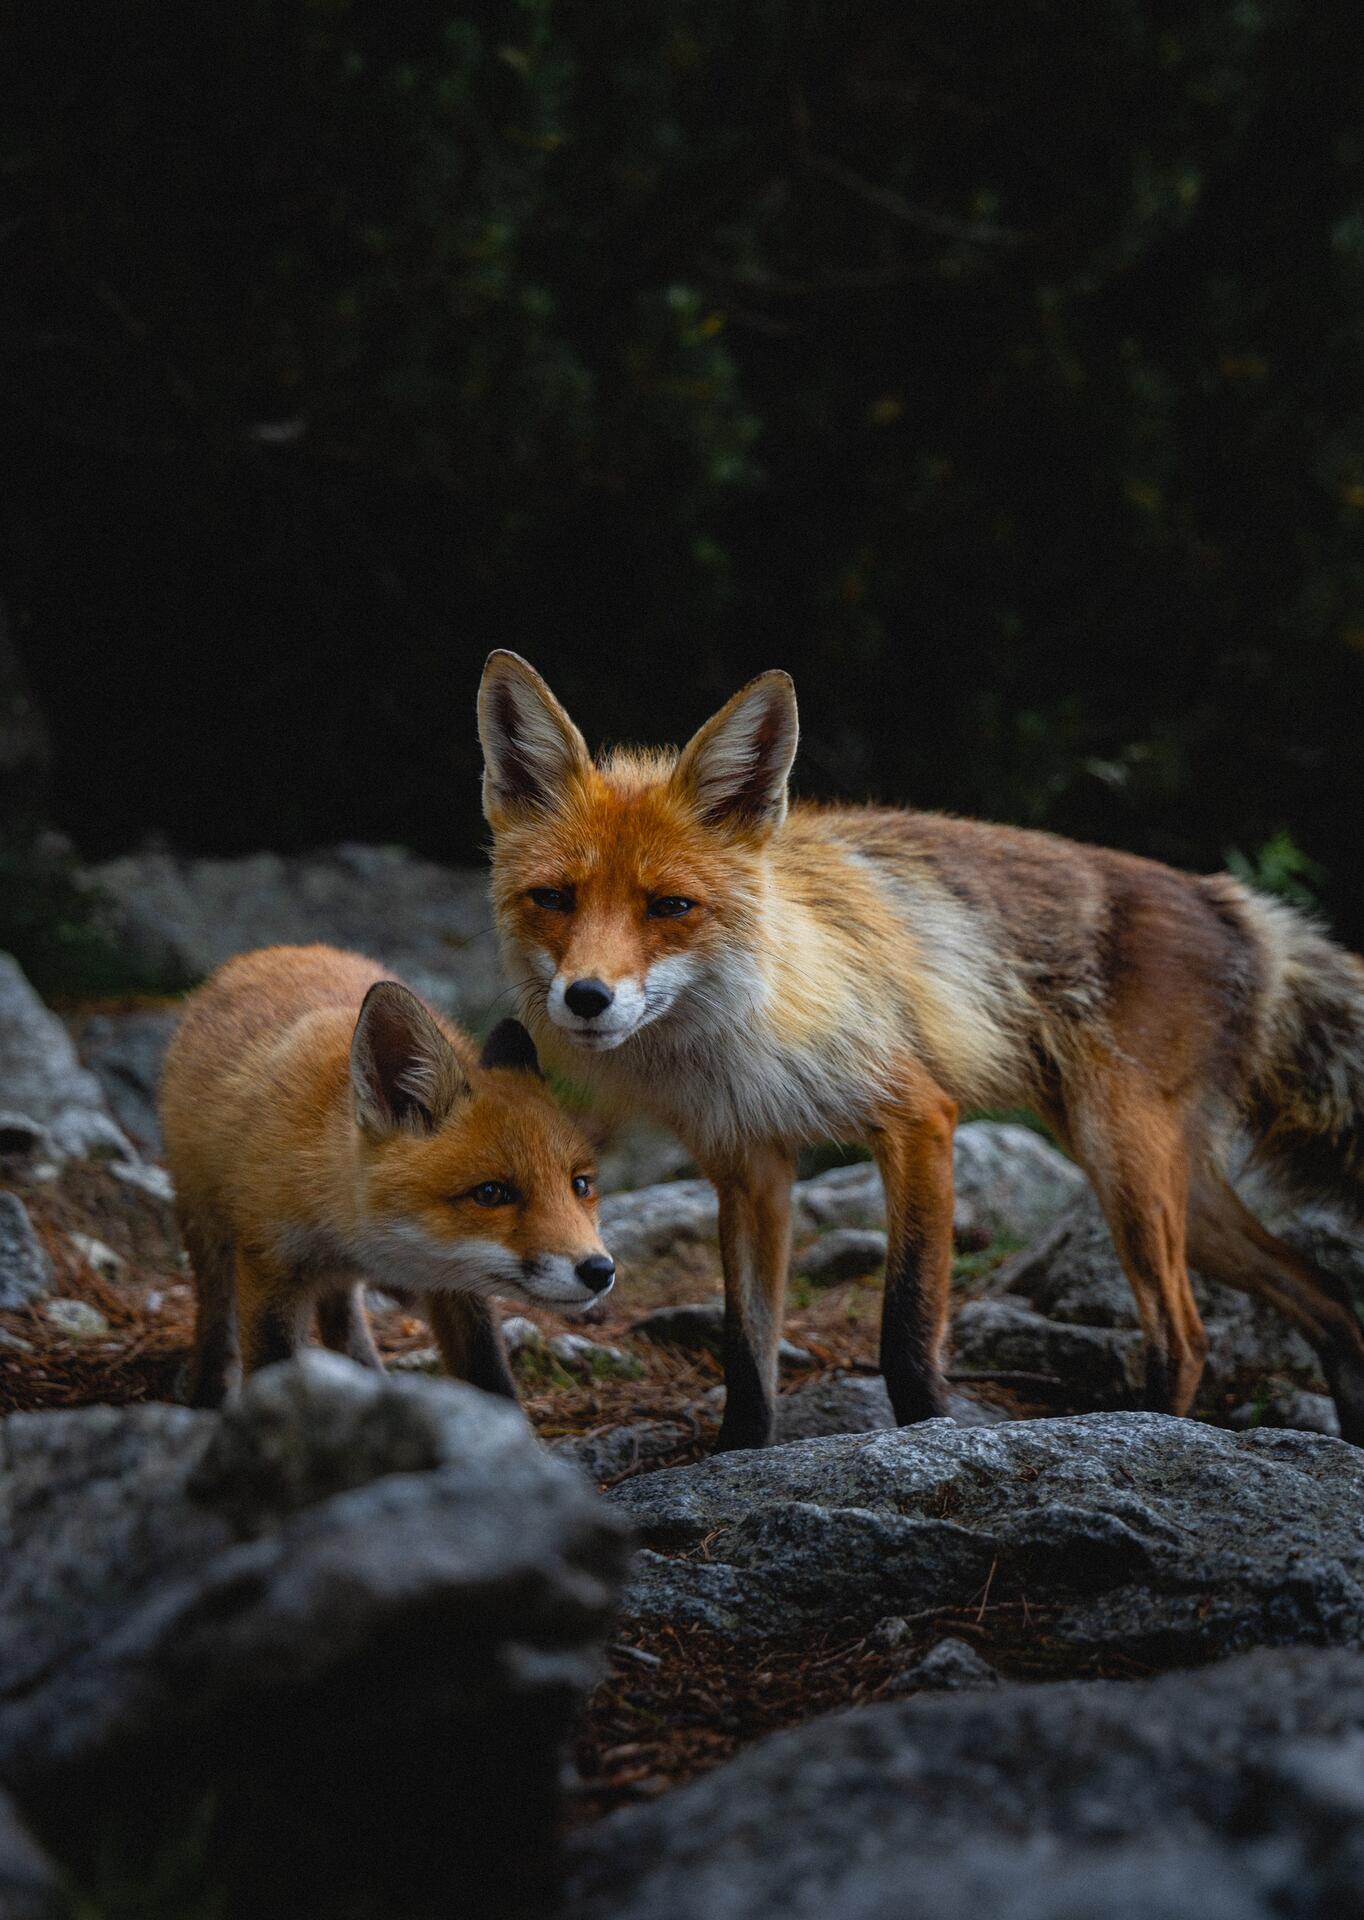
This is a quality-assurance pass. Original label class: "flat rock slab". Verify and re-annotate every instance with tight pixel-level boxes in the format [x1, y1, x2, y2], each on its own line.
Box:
[605, 1412, 1364, 1654]
[565, 1647, 1364, 1920]
[0, 1356, 630, 1916]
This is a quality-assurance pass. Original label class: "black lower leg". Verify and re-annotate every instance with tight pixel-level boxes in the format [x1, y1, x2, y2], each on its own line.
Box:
[880, 1241, 948, 1425]
[316, 1288, 385, 1369]
[716, 1317, 776, 1451]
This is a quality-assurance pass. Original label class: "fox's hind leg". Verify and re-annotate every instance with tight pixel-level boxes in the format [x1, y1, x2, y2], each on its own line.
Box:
[316, 1285, 385, 1371]
[709, 1142, 797, 1451]
[1072, 1085, 1208, 1415]
[1187, 1171, 1364, 1443]
[424, 1294, 517, 1400]
[183, 1219, 241, 1408]
[871, 1065, 957, 1425]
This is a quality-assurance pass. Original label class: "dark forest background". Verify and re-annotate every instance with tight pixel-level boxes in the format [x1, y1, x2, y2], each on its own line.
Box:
[5, 1, 1364, 937]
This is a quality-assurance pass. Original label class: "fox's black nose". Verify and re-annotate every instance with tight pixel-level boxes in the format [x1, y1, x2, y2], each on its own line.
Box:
[576, 1254, 616, 1294]
[565, 977, 614, 1019]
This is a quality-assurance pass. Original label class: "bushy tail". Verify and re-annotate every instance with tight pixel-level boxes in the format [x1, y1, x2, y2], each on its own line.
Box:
[1238, 889, 1364, 1218]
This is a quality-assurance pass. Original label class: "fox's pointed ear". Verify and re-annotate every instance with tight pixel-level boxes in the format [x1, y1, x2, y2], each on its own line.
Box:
[478, 651, 591, 824]
[479, 1018, 543, 1077]
[671, 671, 798, 836]
[351, 982, 470, 1137]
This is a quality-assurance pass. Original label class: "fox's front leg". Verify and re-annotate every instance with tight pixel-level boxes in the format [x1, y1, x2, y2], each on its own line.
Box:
[709, 1142, 797, 1451]
[236, 1248, 310, 1378]
[872, 1069, 957, 1424]
[424, 1293, 517, 1400]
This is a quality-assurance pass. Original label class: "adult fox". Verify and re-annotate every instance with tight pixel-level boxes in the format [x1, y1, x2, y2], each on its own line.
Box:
[479, 651, 1364, 1450]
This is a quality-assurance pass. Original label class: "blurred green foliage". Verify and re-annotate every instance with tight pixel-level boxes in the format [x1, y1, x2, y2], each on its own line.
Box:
[4, 1, 1364, 933]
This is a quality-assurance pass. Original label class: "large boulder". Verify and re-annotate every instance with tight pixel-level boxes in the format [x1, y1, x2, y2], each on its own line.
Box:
[91, 845, 501, 1024]
[605, 1412, 1364, 1656]
[0, 1193, 52, 1310]
[0, 1356, 630, 1917]
[565, 1647, 1364, 1920]
[952, 1188, 1354, 1414]
[600, 1123, 1083, 1269]
[66, 1006, 180, 1155]
[0, 955, 132, 1162]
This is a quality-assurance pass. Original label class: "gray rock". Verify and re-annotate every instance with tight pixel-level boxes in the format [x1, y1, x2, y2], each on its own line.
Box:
[631, 1302, 811, 1371]
[950, 1123, 1087, 1244]
[0, 1355, 630, 1915]
[775, 1372, 1003, 1442]
[793, 1161, 885, 1232]
[65, 1234, 123, 1282]
[40, 1300, 108, 1340]
[555, 1422, 696, 1485]
[69, 1006, 179, 1154]
[795, 1229, 887, 1285]
[606, 1412, 1364, 1654]
[0, 1786, 65, 1920]
[0, 1112, 57, 1167]
[91, 846, 503, 1025]
[1227, 1391, 1340, 1439]
[889, 1636, 1000, 1693]
[601, 1124, 1081, 1267]
[0, 955, 134, 1163]
[0, 1193, 51, 1310]
[792, 1126, 1084, 1247]
[968, 1188, 1341, 1410]
[598, 1119, 695, 1195]
[387, 1343, 442, 1373]
[564, 1647, 1364, 1920]
[549, 1332, 640, 1377]
[600, 1182, 719, 1265]
[951, 1297, 1143, 1405]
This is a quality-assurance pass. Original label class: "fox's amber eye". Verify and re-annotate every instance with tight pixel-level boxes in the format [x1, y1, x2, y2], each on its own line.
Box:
[647, 895, 696, 918]
[572, 1172, 596, 1200]
[469, 1180, 516, 1208]
[528, 886, 574, 912]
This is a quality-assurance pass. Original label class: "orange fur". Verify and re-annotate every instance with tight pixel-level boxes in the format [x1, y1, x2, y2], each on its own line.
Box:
[159, 944, 608, 1405]
[480, 653, 1364, 1449]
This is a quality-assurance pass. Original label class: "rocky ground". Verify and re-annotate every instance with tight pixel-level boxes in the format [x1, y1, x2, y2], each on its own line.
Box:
[4, 846, 1364, 1918]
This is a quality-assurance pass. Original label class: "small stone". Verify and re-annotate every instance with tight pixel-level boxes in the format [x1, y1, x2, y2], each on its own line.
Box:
[889, 1636, 1000, 1693]
[632, 1302, 725, 1353]
[0, 1191, 52, 1309]
[42, 1298, 110, 1338]
[795, 1228, 888, 1284]
[501, 1315, 545, 1355]
[868, 1615, 912, 1651]
[109, 1158, 175, 1203]
[549, 1333, 642, 1378]
[68, 1232, 124, 1280]
[389, 1345, 442, 1374]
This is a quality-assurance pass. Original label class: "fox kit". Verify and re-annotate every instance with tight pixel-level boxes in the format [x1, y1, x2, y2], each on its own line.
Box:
[479, 650, 1364, 1450]
[160, 944, 613, 1407]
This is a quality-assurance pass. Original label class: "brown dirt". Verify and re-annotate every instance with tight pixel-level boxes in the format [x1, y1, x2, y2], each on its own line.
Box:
[572, 1612, 1163, 1820]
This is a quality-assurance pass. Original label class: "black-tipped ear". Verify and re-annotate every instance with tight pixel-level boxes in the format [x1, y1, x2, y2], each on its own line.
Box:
[670, 670, 799, 837]
[477, 651, 591, 824]
[479, 1018, 543, 1077]
[351, 982, 471, 1136]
